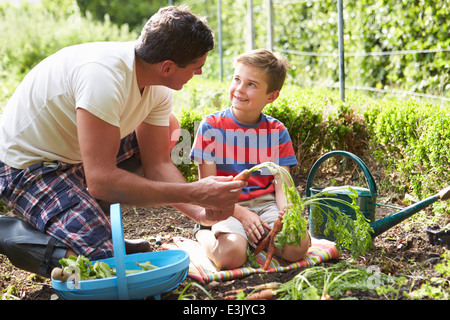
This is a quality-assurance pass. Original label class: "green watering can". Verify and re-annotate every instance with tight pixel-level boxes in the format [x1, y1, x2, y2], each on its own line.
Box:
[306, 151, 450, 240]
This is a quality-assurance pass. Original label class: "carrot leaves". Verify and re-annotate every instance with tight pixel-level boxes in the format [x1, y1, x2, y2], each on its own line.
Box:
[246, 162, 373, 258]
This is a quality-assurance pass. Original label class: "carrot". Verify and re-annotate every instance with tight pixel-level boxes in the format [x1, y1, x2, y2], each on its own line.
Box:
[224, 283, 279, 300]
[252, 218, 283, 269]
[321, 293, 331, 300]
[253, 234, 271, 255]
[263, 217, 283, 269]
[233, 169, 251, 182]
[224, 290, 242, 300]
[246, 288, 274, 300]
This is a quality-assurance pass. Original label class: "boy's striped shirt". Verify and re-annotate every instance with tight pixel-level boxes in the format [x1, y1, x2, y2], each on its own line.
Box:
[190, 107, 297, 200]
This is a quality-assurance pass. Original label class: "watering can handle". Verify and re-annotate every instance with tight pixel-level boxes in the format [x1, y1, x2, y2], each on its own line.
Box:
[305, 150, 378, 197]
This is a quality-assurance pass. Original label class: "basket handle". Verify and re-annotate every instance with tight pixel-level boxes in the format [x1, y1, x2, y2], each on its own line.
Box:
[110, 203, 129, 300]
[305, 150, 377, 197]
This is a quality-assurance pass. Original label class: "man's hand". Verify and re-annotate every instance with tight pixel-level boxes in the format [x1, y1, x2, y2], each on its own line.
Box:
[191, 175, 245, 209]
[173, 176, 245, 226]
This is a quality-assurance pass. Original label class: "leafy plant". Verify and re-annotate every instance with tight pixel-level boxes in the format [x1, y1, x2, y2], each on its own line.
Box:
[177, 281, 215, 300]
[245, 162, 373, 259]
[274, 261, 394, 300]
[58, 255, 94, 281]
[375, 276, 408, 300]
[313, 187, 375, 258]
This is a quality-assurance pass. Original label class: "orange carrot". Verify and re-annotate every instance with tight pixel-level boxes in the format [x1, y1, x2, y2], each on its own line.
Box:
[263, 218, 283, 269]
[253, 234, 271, 255]
[224, 289, 243, 300]
[246, 289, 274, 300]
[321, 293, 331, 300]
[233, 169, 251, 182]
[224, 284, 279, 300]
[263, 251, 275, 269]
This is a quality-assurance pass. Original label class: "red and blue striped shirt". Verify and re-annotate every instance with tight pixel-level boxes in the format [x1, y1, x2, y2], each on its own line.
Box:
[190, 107, 298, 201]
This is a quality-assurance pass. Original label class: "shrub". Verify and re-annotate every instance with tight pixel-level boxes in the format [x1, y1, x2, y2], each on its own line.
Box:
[367, 99, 450, 198]
[266, 87, 374, 174]
[265, 87, 324, 174]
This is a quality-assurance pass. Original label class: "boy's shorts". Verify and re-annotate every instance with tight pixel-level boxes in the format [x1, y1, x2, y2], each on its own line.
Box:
[0, 132, 139, 260]
[211, 193, 280, 245]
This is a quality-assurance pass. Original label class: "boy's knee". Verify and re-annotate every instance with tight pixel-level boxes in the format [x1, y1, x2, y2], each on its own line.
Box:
[281, 234, 311, 262]
[213, 234, 247, 269]
[215, 246, 247, 269]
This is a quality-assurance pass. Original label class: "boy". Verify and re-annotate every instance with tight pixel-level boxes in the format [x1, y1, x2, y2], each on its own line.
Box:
[190, 49, 311, 269]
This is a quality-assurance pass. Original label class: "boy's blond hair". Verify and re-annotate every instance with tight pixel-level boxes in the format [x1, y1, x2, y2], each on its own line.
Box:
[234, 49, 290, 93]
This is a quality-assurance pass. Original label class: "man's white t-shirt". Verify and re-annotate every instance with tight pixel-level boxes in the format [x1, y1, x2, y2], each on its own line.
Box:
[0, 41, 173, 169]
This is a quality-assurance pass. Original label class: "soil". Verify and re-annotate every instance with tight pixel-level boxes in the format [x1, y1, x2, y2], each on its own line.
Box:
[0, 173, 448, 301]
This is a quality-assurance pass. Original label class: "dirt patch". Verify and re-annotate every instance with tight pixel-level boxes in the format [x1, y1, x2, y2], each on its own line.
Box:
[0, 176, 448, 300]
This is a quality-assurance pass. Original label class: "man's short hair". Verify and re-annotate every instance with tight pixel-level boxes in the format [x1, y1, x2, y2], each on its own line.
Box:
[135, 5, 214, 68]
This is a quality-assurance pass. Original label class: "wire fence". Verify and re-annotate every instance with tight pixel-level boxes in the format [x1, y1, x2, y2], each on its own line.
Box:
[271, 0, 450, 103]
[173, 0, 449, 104]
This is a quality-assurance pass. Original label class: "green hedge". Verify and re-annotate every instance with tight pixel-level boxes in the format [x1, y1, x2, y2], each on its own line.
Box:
[366, 99, 450, 198]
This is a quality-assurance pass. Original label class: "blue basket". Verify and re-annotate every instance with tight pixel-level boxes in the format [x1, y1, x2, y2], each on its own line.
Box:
[52, 203, 189, 300]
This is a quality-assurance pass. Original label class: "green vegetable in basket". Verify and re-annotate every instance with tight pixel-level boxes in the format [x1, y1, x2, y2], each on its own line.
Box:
[92, 261, 113, 278]
[123, 261, 159, 274]
[54, 255, 159, 281]
[136, 261, 158, 271]
[59, 255, 95, 281]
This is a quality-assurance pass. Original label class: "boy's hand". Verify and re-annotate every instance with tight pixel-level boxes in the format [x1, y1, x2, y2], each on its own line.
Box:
[235, 206, 271, 244]
[277, 207, 287, 220]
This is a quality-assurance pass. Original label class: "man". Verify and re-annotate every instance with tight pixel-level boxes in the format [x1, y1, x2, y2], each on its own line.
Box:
[0, 5, 245, 272]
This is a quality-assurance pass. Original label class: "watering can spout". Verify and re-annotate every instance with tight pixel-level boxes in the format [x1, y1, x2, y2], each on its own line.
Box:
[438, 185, 450, 201]
[370, 186, 450, 237]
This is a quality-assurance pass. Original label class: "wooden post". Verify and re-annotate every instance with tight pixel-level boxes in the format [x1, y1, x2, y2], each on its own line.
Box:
[247, 0, 255, 50]
[266, 0, 274, 51]
[338, 0, 345, 101]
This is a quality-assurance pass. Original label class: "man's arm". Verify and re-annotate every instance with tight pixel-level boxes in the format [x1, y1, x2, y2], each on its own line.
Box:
[136, 119, 244, 224]
[76, 109, 244, 214]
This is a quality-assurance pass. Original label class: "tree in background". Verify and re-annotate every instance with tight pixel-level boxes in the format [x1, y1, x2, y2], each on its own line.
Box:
[76, 0, 168, 30]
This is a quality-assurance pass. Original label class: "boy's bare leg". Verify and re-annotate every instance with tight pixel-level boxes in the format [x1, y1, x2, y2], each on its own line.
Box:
[275, 232, 311, 262]
[196, 230, 247, 270]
